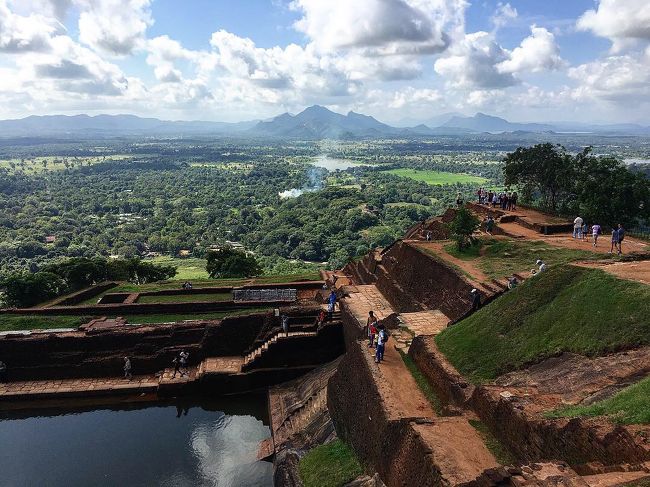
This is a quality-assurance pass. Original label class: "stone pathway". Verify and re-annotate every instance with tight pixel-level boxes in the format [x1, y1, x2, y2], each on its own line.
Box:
[0, 375, 159, 400]
[399, 310, 450, 337]
[342, 283, 501, 482]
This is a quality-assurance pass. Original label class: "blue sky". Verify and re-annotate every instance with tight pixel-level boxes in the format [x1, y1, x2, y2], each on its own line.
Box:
[0, 0, 649, 124]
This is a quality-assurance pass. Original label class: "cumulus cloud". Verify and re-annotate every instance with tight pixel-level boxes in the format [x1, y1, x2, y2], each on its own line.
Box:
[0, 0, 61, 52]
[290, 0, 467, 55]
[434, 31, 516, 89]
[491, 2, 517, 30]
[577, 0, 650, 50]
[569, 53, 650, 103]
[77, 0, 153, 55]
[497, 26, 564, 74]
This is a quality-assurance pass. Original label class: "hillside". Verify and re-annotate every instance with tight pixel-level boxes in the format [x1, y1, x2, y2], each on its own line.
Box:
[435, 265, 650, 383]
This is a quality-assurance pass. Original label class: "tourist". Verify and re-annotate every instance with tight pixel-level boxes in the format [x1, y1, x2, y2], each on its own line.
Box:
[476, 188, 482, 203]
[536, 259, 547, 273]
[375, 327, 388, 364]
[0, 360, 6, 382]
[282, 314, 290, 336]
[426, 230, 432, 241]
[456, 192, 463, 207]
[316, 309, 327, 330]
[470, 288, 481, 311]
[573, 216, 584, 239]
[617, 224, 625, 255]
[179, 351, 189, 377]
[507, 277, 518, 290]
[327, 291, 337, 320]
[582, 222, 588, 241]
[511, 192, 518, 210]
[172, 354, 181, 378]
[485, 216, 495, 235]
[367, 311, 378, 348]
[592, 223, 601, 247]
[492, 193, 498, 208]
[487, 191, 494, 206]
[610, 228, 619, 254]
[123, 356, 132, 380]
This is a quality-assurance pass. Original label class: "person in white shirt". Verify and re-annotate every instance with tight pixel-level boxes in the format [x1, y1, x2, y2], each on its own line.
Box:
[573, 216, 583, 239]
[536, 259, 547, 273]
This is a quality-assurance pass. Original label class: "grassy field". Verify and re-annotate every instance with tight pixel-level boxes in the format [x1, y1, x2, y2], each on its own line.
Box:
[546, 376, 650, 425]
[298, 439, 362, 487]
[0, 315, 92, 332]
[0, 155, 133, 174]
[384, 168, 488, 186]
[136, 293, 232, 304]
[443, 238, 604, 279]
[147, 256, 209, 280]
[436, 266, 650, 383]
[0, 308, 270, 331]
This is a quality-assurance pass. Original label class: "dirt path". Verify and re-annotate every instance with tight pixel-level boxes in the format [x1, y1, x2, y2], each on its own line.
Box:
[411, 241, 490, 282]
[576, 259, 650, 286]
[498, 222, 649, 254]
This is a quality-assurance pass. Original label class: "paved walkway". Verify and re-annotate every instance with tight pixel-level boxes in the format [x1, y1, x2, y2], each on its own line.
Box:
[399, 310, 450, 337]
[0, 375, 159, 400]
[342, 284, 500, 482]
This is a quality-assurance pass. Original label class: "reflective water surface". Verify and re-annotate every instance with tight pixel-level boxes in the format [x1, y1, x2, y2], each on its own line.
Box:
[0, 395, 273, 487]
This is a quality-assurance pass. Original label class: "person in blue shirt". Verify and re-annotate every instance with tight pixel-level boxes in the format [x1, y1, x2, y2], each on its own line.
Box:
[327, 291, 337, 320]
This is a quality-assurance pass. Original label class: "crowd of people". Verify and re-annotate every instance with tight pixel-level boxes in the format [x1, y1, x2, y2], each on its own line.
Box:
[573, 216, 625, 254]
[476, 188, 518, 210]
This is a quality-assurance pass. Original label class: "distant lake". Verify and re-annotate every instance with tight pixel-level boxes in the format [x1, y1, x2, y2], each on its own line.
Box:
[311, 155, 371, 171]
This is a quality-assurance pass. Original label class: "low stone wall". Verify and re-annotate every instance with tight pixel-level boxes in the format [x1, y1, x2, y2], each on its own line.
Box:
[470, 386, 650, 466]
[328, 340, 441, 487]
[408, 336, 474, 407]
[0, 312, 268, 380]
[50, 282, 118, 306]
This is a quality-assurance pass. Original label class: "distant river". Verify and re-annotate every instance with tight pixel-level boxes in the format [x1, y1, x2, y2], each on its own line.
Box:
[624, 158, 650, 165]
[0, 395, 272, 487]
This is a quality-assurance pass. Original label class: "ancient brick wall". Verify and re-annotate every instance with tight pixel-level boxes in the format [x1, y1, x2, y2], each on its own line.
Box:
[51, 282, 118, 306]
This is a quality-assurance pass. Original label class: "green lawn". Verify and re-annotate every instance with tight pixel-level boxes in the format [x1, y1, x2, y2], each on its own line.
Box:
[384, 168, 488, 186]
[136, 292, 232, 304]
[299, 439, 363, 487]
[0, 315, 92, 332]
[436, 266, 650, 383]
[147, 256, 209, 280]
[443, 238, 604, 279]
[546, 376, 650, 425]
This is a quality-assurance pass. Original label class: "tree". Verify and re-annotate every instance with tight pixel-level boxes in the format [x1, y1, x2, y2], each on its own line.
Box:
[1, 272, 68, 308]
[448, 206, 479, 250]
[206, 246, 262, 279]
[503, 143, 574, 212]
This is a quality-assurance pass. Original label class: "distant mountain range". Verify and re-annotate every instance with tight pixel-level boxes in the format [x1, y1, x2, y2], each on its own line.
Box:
[0, 107, 648, 138]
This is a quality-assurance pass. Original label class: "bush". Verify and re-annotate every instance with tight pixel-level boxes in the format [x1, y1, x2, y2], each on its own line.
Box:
[206, 246, 262, 278]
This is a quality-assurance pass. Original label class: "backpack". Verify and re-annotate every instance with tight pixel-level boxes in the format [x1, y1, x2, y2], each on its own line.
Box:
[382, 330, 389, 343]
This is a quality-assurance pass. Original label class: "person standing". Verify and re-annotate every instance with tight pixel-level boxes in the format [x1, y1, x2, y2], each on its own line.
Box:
[172, 354, 181, 378]
[573, 216, 584, 239]
[470, 289, 481, 311]
[179, 351, 189, 377]
[610, 228, 619, 254]
[327, 291, 337, 320]
[282, 314, 290, 336]
[367, 311, 378, 348]
[375, 327, 387, 364]
[511, 191, 518, 210]
[617, 224, 625, 255]
[485, 216, 495, 235]
[123, 357, 132, 380]
[592, 223, 601, 247]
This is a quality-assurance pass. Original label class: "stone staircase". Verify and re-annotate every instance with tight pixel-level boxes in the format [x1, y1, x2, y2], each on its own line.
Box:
[273, 386, 328, 446]
[243, 330, 318, 370]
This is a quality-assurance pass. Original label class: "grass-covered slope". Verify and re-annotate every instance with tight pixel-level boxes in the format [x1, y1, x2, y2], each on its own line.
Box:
[436, 266, 650, 383]
[547, 376, 650, 425]
[298, 439, 362, 487]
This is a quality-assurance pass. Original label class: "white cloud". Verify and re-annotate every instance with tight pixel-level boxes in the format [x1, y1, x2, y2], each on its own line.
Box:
[77, 0, 152, 56]
[0, 0, 61, 52]
[290, 0, 467, 55]
[569, 53, 650, 103]
[434, 31, 516, 89]
[497, 26, 564, 74]
[577, 0, 650, 51]
[491, 2, 517, 30]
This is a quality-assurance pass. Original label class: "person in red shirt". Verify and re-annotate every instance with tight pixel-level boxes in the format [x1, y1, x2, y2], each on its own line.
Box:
[367, 311, 378, 348]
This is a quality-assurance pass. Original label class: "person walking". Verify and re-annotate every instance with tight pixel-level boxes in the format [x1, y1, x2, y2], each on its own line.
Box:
[375, 327, 387, 364]
[573, 216, 584, 239]
[327, 291, 337, 320]
[485, 216, 495, 235]
[282, 314, 290, 336]
[470, 289, 481, 311]
[367, 311, 378, 348]
[179, 351, 189, 377]
[592, 223, 601, 247]
[610, 228, 619, 254]
[617, 224, 625, 255]
[123, 357, 132, 380]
